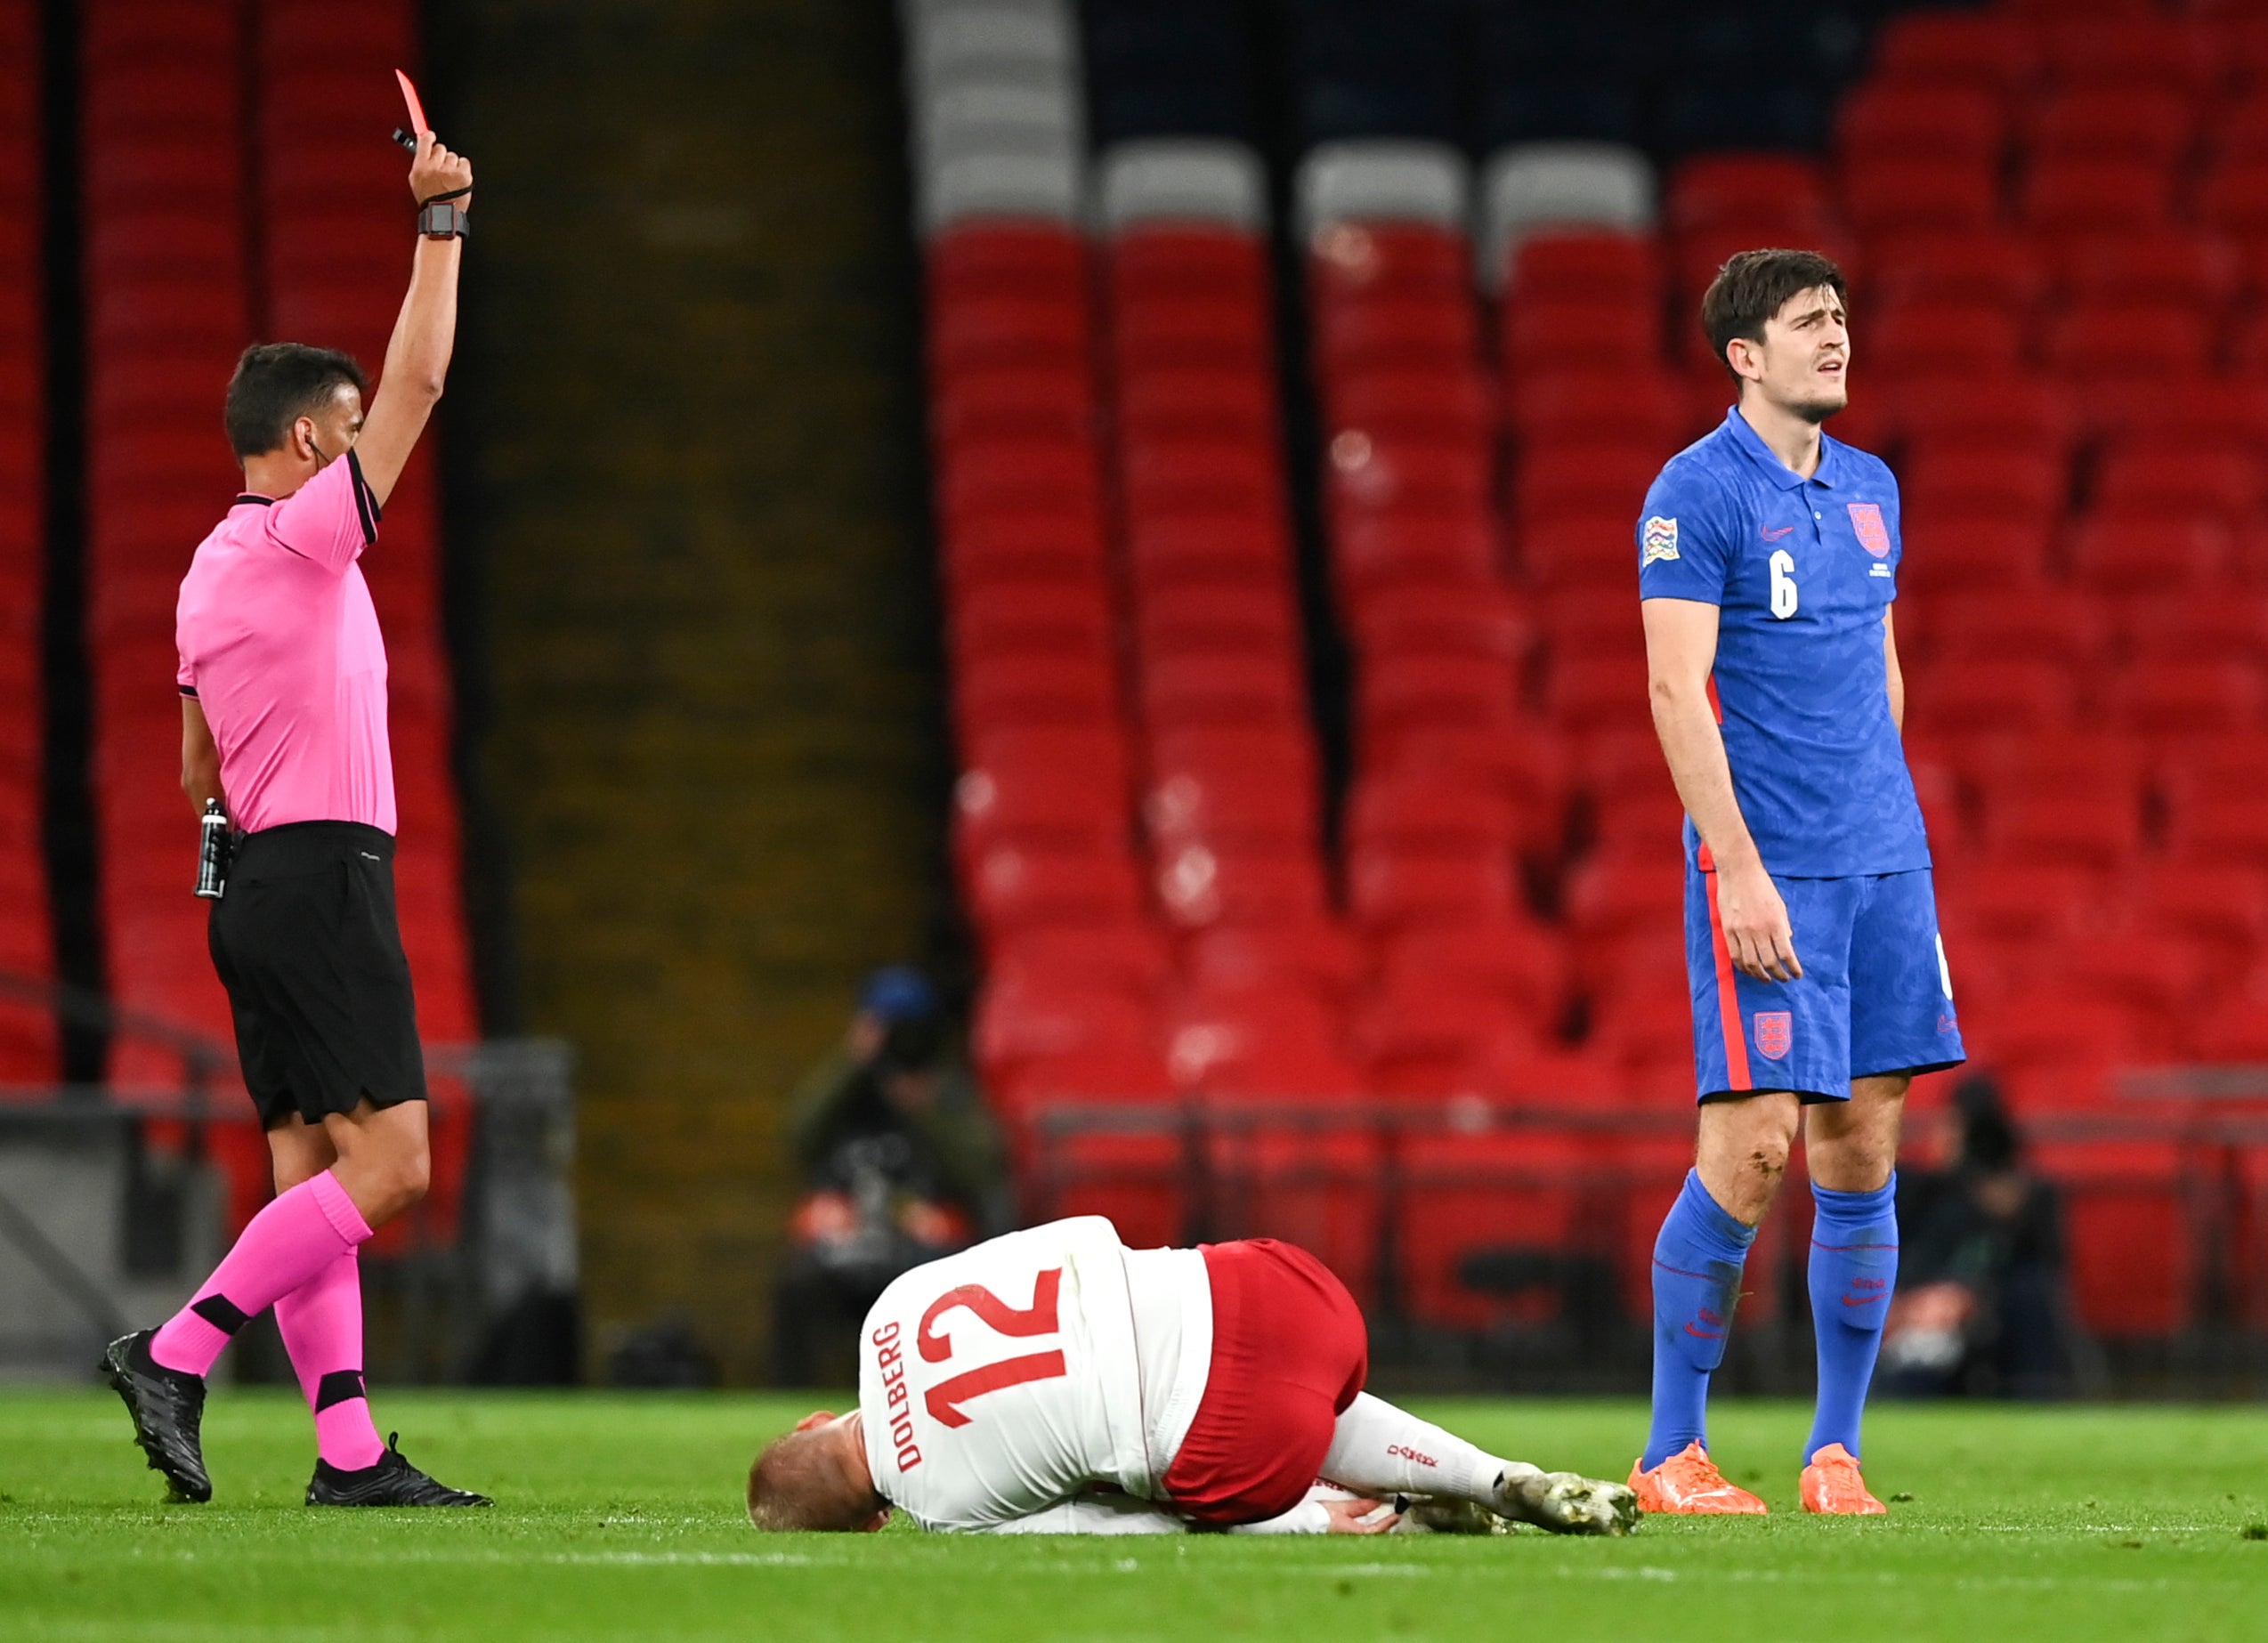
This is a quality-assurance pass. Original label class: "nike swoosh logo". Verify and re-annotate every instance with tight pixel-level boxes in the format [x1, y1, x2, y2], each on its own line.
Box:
[1683, 1323, 1727, 1339]
[1842, 1291, 1888, 1307]
[1761, 525, 1795, 540]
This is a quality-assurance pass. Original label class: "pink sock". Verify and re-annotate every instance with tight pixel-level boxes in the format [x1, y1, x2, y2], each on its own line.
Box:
[275, 1249, 385, 1471]
[150, 1171, 373, 1377]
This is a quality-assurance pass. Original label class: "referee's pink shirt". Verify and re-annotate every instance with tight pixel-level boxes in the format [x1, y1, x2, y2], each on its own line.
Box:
[174, 449, 394, 836]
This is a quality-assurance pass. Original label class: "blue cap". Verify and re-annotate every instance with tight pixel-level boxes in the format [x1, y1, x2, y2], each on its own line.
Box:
[859, 966, 938, 1024]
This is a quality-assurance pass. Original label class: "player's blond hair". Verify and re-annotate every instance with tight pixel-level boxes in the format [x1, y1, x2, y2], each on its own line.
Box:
[746, 1428, 879, 1532]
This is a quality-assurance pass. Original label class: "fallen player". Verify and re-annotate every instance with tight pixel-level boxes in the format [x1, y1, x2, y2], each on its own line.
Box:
[747, 1217, 1640, 1535]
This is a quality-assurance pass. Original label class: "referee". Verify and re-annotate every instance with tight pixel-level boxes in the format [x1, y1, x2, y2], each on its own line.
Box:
[101, 127, 488, 1508]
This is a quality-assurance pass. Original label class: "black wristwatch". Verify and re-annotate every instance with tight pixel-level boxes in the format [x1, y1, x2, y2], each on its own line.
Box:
[417, 202, 469, 240]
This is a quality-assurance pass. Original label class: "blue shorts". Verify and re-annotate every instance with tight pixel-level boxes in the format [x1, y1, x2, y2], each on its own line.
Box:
[1683, 860, 1965, 1104]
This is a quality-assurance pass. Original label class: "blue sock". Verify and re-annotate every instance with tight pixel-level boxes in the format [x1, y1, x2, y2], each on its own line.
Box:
[1803, 1175, 1899, 1465]
[1641, 1170, 1758, 1470]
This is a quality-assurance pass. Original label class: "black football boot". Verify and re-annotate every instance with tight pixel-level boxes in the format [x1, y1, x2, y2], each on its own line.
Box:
[305, 1432, 492, 1507]
[100, 1330, 211, 1503]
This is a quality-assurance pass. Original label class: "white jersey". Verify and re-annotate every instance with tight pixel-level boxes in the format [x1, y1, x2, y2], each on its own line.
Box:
[857, 1218, 1212, 1533]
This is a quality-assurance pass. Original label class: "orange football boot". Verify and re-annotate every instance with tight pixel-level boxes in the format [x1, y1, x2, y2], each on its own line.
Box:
[1626, 1442, 1768, 1515]
[1800, 1443, 1887, 1514]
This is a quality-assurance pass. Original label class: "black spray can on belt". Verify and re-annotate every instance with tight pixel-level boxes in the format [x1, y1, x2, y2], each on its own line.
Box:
[195, 799, 231, 899]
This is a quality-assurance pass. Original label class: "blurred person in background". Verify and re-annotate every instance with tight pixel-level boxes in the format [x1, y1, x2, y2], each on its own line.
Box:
[771, 967, 1009, 1385]
[1879, 1073, 2071, 1400]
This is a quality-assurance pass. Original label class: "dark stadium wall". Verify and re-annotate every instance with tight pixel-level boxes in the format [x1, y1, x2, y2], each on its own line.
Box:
[443, 0, 949, 1383]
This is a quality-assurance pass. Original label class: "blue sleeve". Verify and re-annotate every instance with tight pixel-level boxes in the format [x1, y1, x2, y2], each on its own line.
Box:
[1635, 462, 1738, 604]
[1882, 468, 1903, 600]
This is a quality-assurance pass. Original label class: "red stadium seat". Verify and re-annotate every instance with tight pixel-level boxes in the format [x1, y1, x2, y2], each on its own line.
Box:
[2053, 231, 2241, 312]
[942, 511, 1107, 587]
[1126, 511, 1292, 588]
[1867, 301, 2026, 378]
[1131, 580, 1298, 660]
[936, 435, 1102, 523]
[2027, 86, 2198, 170]
[1183, 919, 1365, 1006]
[1351, 973, 1538, 1094]
[1122, 437, 1279, 518]
[1512, 445, 1665, 533]
[1325, 433, 1489, 519]
[2109, 659, 2265, 737]
[1374, 921, 1570, 1024]
[1138, 652, 1305, 729]
[1504, 231, 1665, 306]
[1562, 845, 1684, 947]
[954, 732, 1131, 865]
[2023, 159, 2175, 239]
[1147, 723, 1318, 793]
[1333, 508, 1497, 593]
[1314, 295, 1478, 376]
[1108, 226, 1266, 304]
[987, 921, 1173, 999]
[2125, 592, 2268, 665]
[1347, 846, 1521, 934]
[2046, 303, 2210, 384]
[1328, 367, 1492, 447]
[2034, 16, 2218, 95]
[2094, 441, 2262, 523]
[966, 845, 1146, 939]
[1879, 372, 2074, 457]
[927, 223, 1086, 305]
[927, 294, 1089, 374]
[1836, 83, 2005, 167]
[1900, 441, 2068, 517]
[1502, 296, 1663, 375]
[1867, 231, 2048, 316]
[1346, 779, 1520, 858]
[1354, 652, 1520, 740]
[1117, 368, 1275, 442]
[934, 367, 1092, 445]
[1841, 158, 2002, 239]
[1143, 764, 1316, 854]
[1906, 658, 2074, 734]
[1343, 582, 1531, 667]
[1909, 585, 2110, 668]
[1310, 223, 1469, 305]
[1978, 787, 2143, 870]
[1895, 510, 2053, 596]
[2125, 862, 2268, 965]
[1544, 651, 1649, 733]
[2070, 516, 2230, 594]
[2075, 376, 2268, 450]
[1509, 368, 1691, 449]
[948, 579, 1113, 660]
[952, 651, 1121, 733]
[1111, 295, 1269, 372]
[1665, 155, 1832, 238]
[1869, 12, 2037, 98]
[1534, 585, 1645, 661]
[1154, 846, 1328, 931]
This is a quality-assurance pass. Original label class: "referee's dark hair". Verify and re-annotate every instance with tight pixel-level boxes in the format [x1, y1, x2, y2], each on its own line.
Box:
[223, 342, 371, 460]
[1701, 248, 1849, 381]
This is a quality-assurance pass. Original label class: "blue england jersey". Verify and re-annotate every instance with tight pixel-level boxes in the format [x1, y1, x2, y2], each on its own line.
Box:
[1635, 407, 1930, 878]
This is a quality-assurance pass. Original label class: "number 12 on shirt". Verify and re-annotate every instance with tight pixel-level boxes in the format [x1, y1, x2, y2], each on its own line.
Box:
[916, 1269, 1068, 1427]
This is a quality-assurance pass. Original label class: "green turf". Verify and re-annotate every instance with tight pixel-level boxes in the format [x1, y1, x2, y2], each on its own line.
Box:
[4, 1390, 2267, 1640]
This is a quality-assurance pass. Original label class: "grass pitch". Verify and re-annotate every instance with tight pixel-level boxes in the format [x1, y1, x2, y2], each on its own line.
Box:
[4, 1391, 2267, 1641]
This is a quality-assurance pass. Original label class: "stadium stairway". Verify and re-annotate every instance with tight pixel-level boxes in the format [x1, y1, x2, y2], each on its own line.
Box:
[451, 0, 948, 1379]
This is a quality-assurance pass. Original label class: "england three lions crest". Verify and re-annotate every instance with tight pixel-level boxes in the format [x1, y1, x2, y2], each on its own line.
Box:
[1641, 516, 1680, 565]
[1846, 503, 1891, 558]
[1754, 1011, 1793, 1061]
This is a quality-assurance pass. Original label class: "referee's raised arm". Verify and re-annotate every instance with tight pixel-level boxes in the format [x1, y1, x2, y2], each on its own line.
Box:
[353, 128, 474, 507]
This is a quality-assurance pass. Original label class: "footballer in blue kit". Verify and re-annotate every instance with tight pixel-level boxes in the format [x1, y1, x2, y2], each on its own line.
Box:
[1625, 250, 1964, 1518]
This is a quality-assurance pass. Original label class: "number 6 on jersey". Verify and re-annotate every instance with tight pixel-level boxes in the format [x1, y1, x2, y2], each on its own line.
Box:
[1769, 548, 1798, 619]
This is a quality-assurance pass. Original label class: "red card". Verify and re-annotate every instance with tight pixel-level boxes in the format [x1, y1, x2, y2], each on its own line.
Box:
[395, 69, 429, 135]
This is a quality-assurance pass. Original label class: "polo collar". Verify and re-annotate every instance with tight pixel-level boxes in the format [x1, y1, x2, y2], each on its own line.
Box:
[234, 493, 274, 507]
[1724, 406, 1841, 490]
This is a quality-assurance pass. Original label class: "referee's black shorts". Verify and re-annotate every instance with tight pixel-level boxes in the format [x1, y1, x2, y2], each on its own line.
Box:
[207, 821, 428, 1129]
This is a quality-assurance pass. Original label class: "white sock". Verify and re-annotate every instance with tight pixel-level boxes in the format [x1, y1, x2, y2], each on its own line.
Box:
[1320, 1393, 1514, 1504]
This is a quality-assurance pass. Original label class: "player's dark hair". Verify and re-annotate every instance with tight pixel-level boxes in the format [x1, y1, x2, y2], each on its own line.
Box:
[1700, 248, 1849, 382]
[223, 342, 369, 460]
